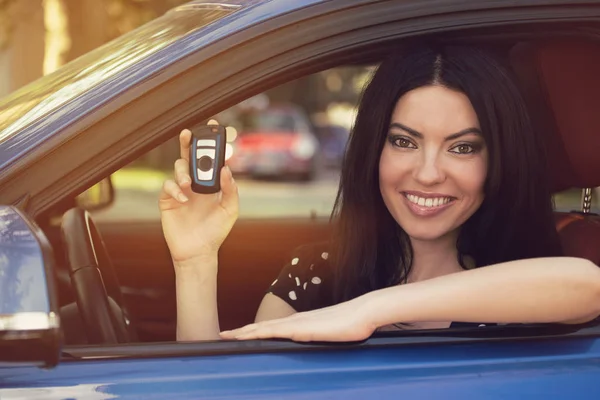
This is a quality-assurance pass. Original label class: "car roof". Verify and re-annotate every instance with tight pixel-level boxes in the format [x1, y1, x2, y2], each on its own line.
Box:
[0, 0, 322, 171]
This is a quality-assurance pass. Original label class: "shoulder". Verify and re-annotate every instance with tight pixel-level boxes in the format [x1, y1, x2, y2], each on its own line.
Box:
[267, 242, 334, 312]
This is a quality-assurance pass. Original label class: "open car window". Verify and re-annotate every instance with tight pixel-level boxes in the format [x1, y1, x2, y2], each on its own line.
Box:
[91, 66, 374, 222]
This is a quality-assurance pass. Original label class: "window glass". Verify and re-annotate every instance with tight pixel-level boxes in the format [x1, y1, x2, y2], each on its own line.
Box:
[91, 66, 375, 222]
[553, 188, 600, 213]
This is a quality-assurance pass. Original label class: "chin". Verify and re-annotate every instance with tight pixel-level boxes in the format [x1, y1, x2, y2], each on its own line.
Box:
[396, 218, 458, 242]
[402, 227, 451, 242]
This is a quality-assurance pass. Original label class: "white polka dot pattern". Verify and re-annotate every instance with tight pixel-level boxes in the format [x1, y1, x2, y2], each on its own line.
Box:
[267, 245, 333, 312]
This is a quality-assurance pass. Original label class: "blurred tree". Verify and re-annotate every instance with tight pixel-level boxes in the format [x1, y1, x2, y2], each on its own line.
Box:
[0, 0, 17, 50]
[63, 0, 187, 63]
[103, 0, 187, 40]
[0, 0, 44, 96]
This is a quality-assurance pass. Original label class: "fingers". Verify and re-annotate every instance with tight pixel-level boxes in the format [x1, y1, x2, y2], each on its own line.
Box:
[220, 321, 304, 341]
[179, 129, 191, 161]
[220, 315, 297, 341]
[160, 179, 189, 203]
[174, 158, 191, 188]
[220, 166, 239, 216]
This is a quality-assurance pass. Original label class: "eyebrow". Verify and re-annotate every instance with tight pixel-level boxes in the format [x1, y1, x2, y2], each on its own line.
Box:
[389, 122, 482, 141]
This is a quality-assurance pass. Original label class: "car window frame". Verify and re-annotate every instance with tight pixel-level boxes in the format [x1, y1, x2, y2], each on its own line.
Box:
[61, 322, 600, 361]
[63, 26, 600, 357]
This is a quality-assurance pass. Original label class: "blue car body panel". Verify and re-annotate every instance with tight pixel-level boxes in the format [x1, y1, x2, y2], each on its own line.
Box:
[2, 338, 600, 398]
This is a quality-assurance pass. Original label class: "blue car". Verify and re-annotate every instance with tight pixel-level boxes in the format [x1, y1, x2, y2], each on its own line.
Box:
[1, 0, 600, 398]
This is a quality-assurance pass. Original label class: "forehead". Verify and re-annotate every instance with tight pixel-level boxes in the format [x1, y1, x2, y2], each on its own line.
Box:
[391, 85, 480, 132]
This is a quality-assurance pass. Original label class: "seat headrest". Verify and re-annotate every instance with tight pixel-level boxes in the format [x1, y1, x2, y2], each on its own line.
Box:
[510, 39, 600, 192]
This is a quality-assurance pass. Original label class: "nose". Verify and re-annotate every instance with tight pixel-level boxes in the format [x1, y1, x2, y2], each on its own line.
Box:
[412, 149, 446, 186]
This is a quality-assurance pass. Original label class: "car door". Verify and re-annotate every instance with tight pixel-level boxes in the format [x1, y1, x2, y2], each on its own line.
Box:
[2, 325, 600, 398]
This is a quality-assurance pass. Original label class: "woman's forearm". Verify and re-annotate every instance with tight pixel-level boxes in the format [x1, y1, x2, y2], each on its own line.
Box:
[364, 257, 600, 328]
[174, 254, 220, 341]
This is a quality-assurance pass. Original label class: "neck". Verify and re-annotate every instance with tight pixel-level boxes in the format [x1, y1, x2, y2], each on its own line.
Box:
[407, 231, 462, 283]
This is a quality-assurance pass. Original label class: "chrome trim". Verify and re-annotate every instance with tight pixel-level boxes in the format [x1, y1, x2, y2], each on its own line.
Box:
[581, 187, 593, 214]
[0, 312, 59, 331]
[170, 3, 242, 13]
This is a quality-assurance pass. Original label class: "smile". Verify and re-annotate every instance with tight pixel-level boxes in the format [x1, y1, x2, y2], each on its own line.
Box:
[402, 192, 456, 217]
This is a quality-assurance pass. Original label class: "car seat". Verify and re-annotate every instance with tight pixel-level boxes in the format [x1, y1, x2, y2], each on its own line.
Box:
[510, 38, 600, 265]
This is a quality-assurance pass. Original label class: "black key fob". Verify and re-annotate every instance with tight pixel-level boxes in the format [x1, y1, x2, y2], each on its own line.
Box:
[189, 125, 227, 194]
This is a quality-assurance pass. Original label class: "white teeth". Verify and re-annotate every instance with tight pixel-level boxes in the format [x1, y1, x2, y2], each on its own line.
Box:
[405, 194, 452, 208]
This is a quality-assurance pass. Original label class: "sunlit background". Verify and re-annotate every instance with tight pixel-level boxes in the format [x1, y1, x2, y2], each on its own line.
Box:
[0, 0, 596, 220]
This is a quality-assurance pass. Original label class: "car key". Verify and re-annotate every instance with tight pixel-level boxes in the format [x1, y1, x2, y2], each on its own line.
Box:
[189, 124, 227, 194]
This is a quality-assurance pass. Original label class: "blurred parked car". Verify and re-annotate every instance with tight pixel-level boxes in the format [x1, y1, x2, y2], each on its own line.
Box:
[228, 105, 320, 181]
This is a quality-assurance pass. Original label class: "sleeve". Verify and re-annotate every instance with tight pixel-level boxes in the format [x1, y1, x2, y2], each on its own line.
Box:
[266, 243, 334, 312]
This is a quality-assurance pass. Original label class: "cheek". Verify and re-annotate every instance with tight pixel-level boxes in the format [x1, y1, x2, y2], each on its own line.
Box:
[378, 147, 411, 185]
[456, 157, 487, 199]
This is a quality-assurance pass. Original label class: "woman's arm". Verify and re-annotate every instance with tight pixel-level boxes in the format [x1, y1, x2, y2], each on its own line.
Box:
[159, 126, 239, 342]
[174, 254, 220, 341]
[220, 257, 600, 342]
[367, 257, 600, 328]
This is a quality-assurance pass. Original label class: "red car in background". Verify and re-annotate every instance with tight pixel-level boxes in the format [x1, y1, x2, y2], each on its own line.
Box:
[228, 105, 320, 181]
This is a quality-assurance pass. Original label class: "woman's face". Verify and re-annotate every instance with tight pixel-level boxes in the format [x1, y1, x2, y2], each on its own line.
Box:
[379, 84, 488, 242]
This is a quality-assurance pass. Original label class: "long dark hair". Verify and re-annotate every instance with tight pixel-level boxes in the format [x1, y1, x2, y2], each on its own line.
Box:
[330, 44, 562, 304]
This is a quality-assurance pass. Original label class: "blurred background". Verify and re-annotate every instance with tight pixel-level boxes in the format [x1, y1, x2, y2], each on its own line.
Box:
[1, 0, 596, 220]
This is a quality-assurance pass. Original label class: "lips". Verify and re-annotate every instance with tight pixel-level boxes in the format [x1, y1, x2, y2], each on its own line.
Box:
[402, 191, 456, 217]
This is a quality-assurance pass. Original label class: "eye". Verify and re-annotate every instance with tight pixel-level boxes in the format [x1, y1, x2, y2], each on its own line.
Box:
[388, 135, 417, 149]
[449, 143, 476, 154]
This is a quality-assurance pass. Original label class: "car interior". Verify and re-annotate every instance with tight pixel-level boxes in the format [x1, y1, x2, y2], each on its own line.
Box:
[40, 31, 600, 346]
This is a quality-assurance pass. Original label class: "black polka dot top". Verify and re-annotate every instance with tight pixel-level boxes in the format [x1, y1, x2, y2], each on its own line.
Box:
[267, 243, 335, 312]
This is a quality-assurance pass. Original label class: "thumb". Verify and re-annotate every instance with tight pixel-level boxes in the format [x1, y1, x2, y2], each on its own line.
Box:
[220, 166, 239, 216]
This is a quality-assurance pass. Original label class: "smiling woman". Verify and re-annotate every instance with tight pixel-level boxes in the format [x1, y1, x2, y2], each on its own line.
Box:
[380, 86, 488, 243]
[161, 43, 600, 342]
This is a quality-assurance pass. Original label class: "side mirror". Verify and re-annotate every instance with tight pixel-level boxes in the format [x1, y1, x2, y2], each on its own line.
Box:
[76, 176, 115, 212]
[0, 206, 61, 368]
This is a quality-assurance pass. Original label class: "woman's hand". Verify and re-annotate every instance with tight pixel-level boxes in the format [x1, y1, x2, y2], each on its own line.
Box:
[159, 121, 239, 265]
[219, 298, 377, 342]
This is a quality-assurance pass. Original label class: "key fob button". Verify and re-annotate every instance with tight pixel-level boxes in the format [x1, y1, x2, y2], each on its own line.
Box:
[198, 155, 213, 171]
[197, 167, 214, 180]
[196, 148, 216, 160]
[196, 139, 216, 147]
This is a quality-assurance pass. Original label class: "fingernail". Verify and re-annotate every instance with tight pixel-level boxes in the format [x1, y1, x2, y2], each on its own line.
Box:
[178, 194, 189, 202]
